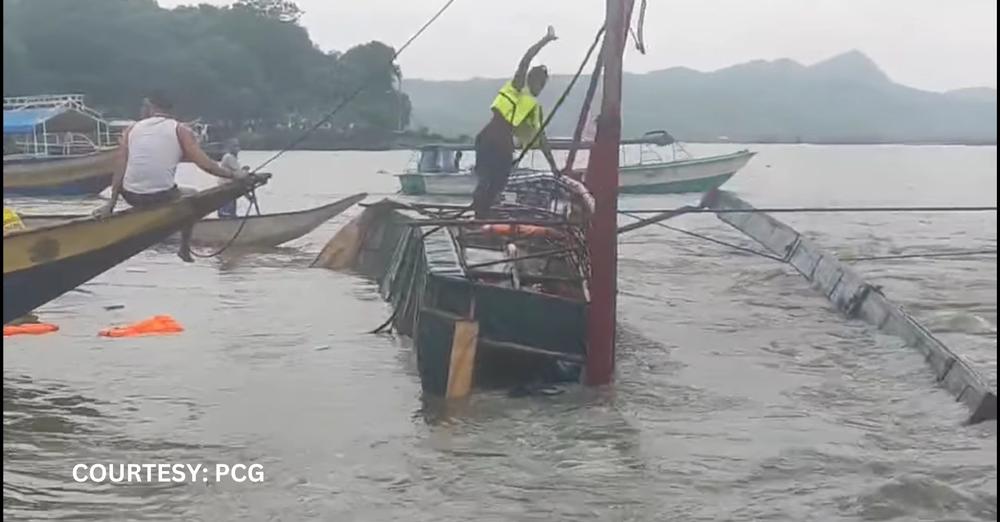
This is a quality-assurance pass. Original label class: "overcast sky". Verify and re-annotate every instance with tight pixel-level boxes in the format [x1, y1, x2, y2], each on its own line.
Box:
[160, 0, 997, 91]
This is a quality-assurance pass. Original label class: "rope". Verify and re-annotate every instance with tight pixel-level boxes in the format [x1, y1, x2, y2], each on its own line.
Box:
[251, 0, 460, 174]
[620, 212, 784, 261]
[842, 249, 996, 262]
[189, 189, 258, 258]
[621, 212, 996, 265]
[627, 0, 647, 53]
[188, 0, 460, 258]
[621, 205, 998, 215]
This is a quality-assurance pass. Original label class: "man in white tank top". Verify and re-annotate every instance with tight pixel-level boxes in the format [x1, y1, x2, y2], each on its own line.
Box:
[97, 92, 242, 262]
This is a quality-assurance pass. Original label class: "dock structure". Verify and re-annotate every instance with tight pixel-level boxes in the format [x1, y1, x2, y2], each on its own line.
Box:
[705, 190, 997, 424]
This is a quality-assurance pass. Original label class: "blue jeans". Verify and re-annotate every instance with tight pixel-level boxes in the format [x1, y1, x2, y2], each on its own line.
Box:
[217, 199, 237, 218]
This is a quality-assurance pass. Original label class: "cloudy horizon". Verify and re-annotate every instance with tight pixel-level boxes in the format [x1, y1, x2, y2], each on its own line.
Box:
[159, 0, 997, 92]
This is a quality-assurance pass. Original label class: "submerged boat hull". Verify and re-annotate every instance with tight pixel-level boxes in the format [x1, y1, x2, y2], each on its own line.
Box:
[3, 149, 117, 196]
[20, 193, 368, 248]
[396, 150, 755, 196]
[313, 201, 588, 395]
[3, 180, 261, 323]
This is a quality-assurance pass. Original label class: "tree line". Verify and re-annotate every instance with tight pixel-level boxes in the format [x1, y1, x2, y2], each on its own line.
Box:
[3, 0, 411, 143]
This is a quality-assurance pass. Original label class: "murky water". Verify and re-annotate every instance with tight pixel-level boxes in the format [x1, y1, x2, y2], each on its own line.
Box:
[4, 144, 996, 521]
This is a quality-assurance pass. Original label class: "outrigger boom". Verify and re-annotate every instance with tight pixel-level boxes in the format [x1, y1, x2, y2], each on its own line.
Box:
[701, 190, 997, 424]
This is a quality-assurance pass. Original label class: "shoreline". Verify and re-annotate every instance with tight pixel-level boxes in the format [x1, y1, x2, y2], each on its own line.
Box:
[236, 139, 998, 151]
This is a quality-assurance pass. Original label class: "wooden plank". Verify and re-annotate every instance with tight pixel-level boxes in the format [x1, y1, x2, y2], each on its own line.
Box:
[707, 190, 997, 424]
[446, 320, 479, 399]
[478, 337, 586, 364]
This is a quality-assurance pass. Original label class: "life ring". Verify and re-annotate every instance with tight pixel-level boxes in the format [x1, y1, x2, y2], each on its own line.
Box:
[481, 224, 561, 238]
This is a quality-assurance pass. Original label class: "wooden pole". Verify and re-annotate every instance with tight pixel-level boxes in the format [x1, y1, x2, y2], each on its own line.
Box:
[584, 0, 633, 386]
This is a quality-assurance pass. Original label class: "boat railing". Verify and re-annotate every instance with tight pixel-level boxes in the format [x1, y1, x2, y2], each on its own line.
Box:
[3, 94, 105, 122]
[9, 132, 105, 157]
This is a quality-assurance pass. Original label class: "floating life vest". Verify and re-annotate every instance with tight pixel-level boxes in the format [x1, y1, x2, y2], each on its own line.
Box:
[99, 315, 183, 337]
[490, 81, 543, 148]
[481, 224, 561, 238]
[3, 207, 25, 234]
[4, 323, 59, 336]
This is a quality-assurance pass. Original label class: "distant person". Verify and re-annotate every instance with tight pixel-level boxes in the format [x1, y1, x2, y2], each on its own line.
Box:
[472, 26, 562, 217]
[217, 138, 250, 218]
[452, 150, 463, 173]
[96, 91, 243, 262]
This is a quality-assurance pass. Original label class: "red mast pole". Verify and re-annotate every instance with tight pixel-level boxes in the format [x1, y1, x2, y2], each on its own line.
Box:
[585, 0, 633, 385]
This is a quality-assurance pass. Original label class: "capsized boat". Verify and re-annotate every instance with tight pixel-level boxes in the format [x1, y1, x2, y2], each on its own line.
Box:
[18, 193, 368, 248]
[314, 176, 591, 396]
[3, 176, 269, 324]
[3, 148, 117, 196]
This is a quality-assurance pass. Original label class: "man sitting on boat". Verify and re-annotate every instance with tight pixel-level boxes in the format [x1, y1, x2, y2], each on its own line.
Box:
[472, 26, 562, 218]
[96, 91, 244, 261]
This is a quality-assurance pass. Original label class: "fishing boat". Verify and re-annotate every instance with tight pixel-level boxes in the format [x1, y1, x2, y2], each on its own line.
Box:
[18, 193, 368, 248]
[314, 176, 591, 396]
[4, 94, 117, 196]
[4, 149, 117, 196]
[395, 136, 755, 196]
[3, 176, 269, 324]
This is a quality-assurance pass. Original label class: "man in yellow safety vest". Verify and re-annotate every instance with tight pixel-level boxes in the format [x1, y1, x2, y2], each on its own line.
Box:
[472, 26, 562, 217]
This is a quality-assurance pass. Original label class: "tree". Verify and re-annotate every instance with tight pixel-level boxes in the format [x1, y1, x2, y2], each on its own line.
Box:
[233, 0, 303, 23]
[3, 0, 410, 137]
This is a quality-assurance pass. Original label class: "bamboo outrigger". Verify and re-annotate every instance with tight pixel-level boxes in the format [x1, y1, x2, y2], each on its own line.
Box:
[703, 189, 997, 424]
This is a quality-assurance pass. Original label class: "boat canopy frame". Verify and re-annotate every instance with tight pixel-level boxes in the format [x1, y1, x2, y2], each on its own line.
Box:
[3, 94, 112, 156]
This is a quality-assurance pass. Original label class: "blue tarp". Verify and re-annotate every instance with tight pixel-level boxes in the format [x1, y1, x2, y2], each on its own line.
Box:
[3, 108, 67, 134]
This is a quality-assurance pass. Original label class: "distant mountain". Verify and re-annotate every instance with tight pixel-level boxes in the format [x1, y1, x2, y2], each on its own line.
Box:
[403, 51, 997, 144]
[946, 87, 997, 103]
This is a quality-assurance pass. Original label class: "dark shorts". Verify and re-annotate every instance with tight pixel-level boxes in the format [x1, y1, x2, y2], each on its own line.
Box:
[121, 186, 182, 208]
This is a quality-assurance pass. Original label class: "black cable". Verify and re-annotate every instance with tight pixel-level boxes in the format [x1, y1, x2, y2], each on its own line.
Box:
[189, 188, 258, 258]
[621, 212, 996, 264]
[843, 249, 996, 262]
[620, 211, 785, 262]
[620, 205, 998, 215]
[251, 0, 460, 174]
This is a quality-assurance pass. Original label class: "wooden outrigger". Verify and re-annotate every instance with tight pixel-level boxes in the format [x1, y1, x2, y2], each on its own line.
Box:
[19, 193, 367, 248]
[3, 175, 270, 323]
[702, 189, 997, 424]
